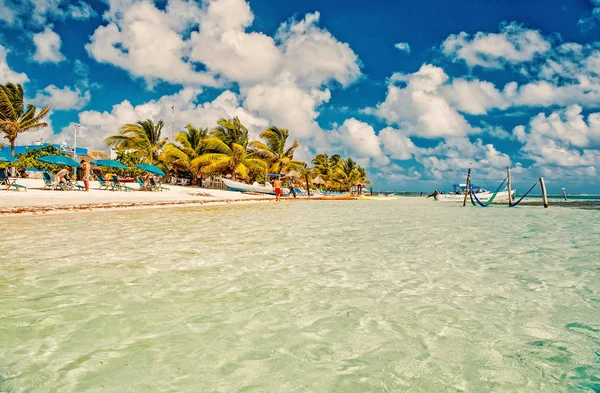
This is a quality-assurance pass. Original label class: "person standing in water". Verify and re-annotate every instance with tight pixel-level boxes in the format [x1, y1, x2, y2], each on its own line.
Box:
[273, 177, 282, 202]
[80, 160, 91, 192]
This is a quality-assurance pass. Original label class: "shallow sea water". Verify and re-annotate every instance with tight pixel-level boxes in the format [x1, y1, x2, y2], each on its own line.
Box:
[0, 199, 599, 393]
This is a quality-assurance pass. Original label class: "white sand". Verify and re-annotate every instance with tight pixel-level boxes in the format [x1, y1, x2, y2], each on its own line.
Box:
[0, 178, 275, 214]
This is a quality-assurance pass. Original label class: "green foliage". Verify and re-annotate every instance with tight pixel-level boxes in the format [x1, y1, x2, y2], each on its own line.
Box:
[0, 144, 66, 172]
[0, 83, 50, 154]
[105, 119, 168, 164]
[112, 150, 144, 177]
[100, 115, 372, 188]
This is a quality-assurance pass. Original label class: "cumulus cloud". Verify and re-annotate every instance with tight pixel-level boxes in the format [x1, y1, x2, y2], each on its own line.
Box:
[0, 0, 96, 25]
[33, 27, 65, 63]
[45, 88, 269, 150]
[394, 42, 411, 54]
[334, 118, 385, 159]
[0, 0, 16, 24]
[513, 106, 600, 179]
[187, 0, 282, 85]
[241, 73, 331, 141]
[276, 12, 361, 88]
[86, 1, 219, 87]
[442, 22, 551, 68]
[370, 64, 478, 138]
[31, 85, 91, 110]
[0, 44, 29, 84]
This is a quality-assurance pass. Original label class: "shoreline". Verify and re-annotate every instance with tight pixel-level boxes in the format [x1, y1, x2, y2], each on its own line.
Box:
[0, 198, 277, 216]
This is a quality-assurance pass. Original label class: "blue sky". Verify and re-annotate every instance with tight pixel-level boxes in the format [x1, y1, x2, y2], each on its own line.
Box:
[1, 0, 600, 193]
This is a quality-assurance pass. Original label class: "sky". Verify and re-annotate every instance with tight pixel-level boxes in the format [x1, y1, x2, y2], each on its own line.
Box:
[1, 0, 600, 193]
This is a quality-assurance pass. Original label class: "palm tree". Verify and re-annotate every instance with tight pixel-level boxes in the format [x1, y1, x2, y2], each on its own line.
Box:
[332, 158, 364, 191]
[161, 125, 208, 182]
[210, 117, 249, 148]
[249, 126, 303, 174]
[196, 117, 267, 179]
[311, 153, 342, 187]
[0, 83, 50, 155]
[105, 119, 168, 164]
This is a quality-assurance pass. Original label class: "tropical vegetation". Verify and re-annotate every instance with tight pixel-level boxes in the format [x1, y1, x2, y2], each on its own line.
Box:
[0, 83, 50, 155]
[0, 82, 371, 191]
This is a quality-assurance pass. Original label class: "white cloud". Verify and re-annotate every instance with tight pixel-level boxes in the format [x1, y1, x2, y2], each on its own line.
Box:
[371, 64, 478, 138]
[379, 127, 418, 160]
[33, 27, 65, 64]
[241, 72, 330, 140]
[47, 88, 268, 150]
[276, 12, 361, 88]
[67, 1, 96, 20]
[334, 118, 385, 159]
[31, 85, 91, 110]
[187, 0, 282, 85]
[514, 106, 600, 171]
[0, 0, 16, 24]
[442, 22, 551, 68]
[394, 42, 411, 54]
[86, 1, 219, 87]
[0, 0, 96, 25]
[0, 44, 28, 84]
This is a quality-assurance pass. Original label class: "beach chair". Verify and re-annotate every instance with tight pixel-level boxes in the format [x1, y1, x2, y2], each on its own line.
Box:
[43, 172, 69, 191]
[0, 171, 27, 191]
[111, 175, 134, 191]
[67, 179, 86, 191]
[97, 175, 111, 190]
[137, 177, 151, 191]
[149, 178, 169, 191]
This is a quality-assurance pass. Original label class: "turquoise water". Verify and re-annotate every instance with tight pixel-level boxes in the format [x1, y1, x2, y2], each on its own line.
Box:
[1, 200, 599, 392]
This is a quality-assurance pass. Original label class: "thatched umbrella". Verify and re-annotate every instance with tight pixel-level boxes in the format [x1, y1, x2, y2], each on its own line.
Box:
[312, 176, 325, 185]
[283, 170, 299, 181]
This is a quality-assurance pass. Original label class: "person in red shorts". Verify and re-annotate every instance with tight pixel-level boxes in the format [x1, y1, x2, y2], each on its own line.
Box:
[273, 177, 282, 201]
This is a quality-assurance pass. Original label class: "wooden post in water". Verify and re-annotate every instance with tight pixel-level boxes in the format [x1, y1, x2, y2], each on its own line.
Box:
[507, 166, 512, 206]
[562, 188, 567, 201]
[539, 177, 549, 208]
[463, 168, 472, 207]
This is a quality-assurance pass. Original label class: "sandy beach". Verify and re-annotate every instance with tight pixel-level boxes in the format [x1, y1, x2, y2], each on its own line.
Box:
[0, 179, 276, 214]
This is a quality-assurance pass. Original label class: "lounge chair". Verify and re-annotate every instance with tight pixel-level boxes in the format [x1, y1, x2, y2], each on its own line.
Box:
[111, 175, 134, 191]
[149, 178, 169, 191]
[67, 179, 86, 191]
[0, 172, 27, 191]
[97, 175, 112, 190]
[136, 177, 149, 191]
[43, 172, 69, 191]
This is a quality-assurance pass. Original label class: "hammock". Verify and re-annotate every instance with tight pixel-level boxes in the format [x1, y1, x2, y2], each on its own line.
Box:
[509, 182, 538, 208]
[470, 178, 507, 207]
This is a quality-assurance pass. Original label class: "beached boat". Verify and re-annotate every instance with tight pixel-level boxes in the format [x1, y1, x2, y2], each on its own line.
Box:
[434, 184, 515, 203]
[360, 195, 398, 200]
[221, 178, 290, 196]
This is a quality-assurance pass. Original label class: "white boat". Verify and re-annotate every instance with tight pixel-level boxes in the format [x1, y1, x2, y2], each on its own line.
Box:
[433, 184, 516, 203]
[221, 178, 290, 196]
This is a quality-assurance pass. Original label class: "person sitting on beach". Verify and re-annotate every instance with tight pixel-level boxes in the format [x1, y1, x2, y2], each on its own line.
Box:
[53, 168, 70, 190]
[273, 177, 282, 201]
[142, 174, 150, 189]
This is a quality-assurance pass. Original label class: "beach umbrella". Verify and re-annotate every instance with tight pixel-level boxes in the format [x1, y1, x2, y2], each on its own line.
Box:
[135, 163, 165, 176]
[312, 176, 325, 185]
[25, 167, 46, 172]
[0, 152, 17, 163]
[91, 159, 128, 170]
[284, 170, 300, 180]
[38, 155, 81, 167]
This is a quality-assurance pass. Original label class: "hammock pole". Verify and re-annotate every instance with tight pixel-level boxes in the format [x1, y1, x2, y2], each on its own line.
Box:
[507, 167, 512, 206]
[539, 177, 549, 208]
[463, 168, 471, 207]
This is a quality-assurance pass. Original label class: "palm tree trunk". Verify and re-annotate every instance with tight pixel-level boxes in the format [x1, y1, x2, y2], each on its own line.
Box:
[305, 174, 311, 197]
[10, 138, 15, 155]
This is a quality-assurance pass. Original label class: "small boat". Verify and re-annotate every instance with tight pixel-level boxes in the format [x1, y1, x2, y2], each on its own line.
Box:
[434, 184, 515, 203]
[318, 196, 356, 200]
[360, 195, 398, 200]
[221, 178, 290, 196]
